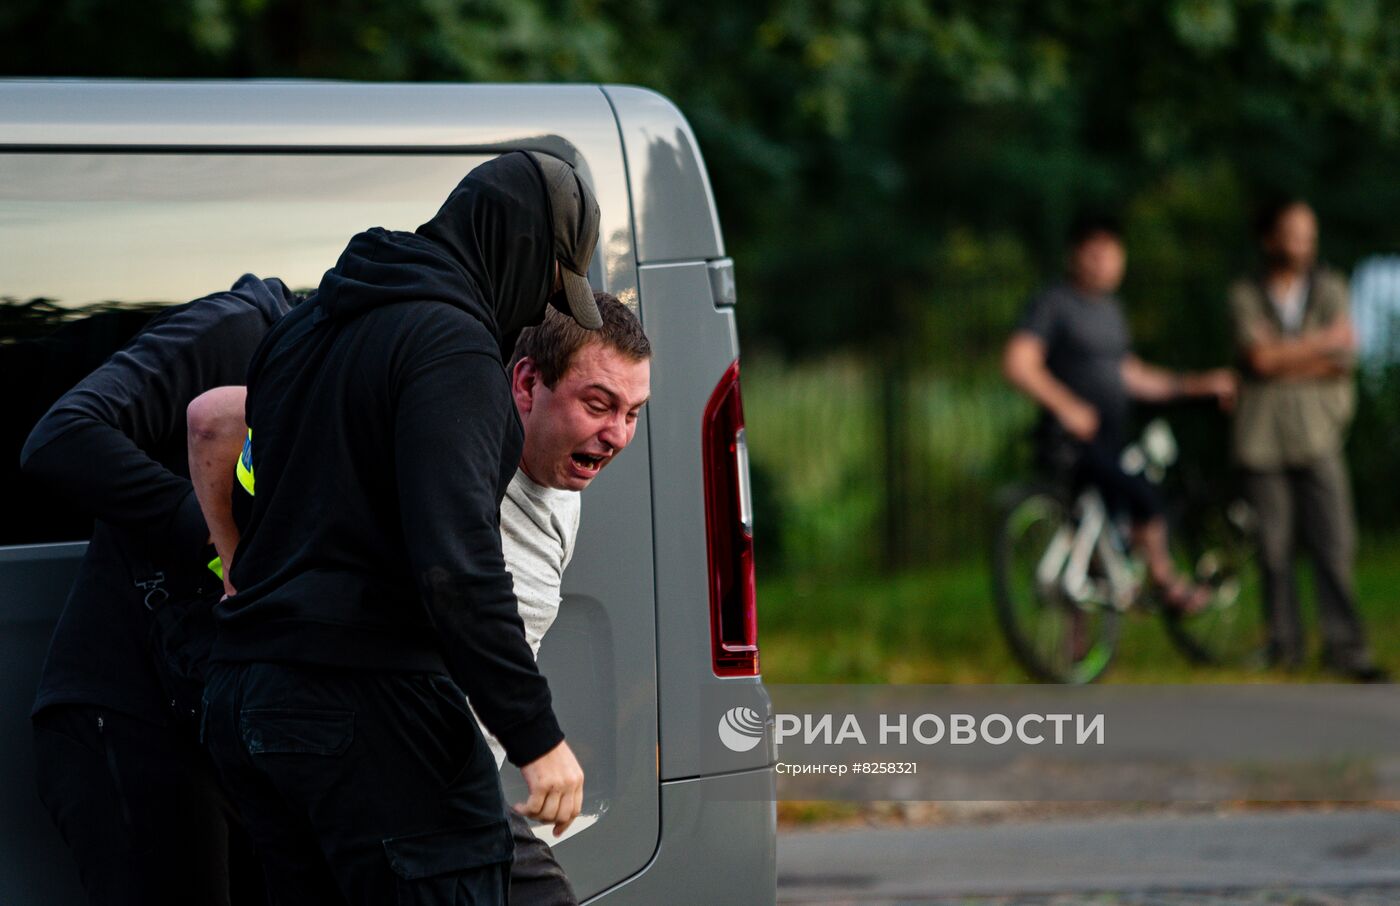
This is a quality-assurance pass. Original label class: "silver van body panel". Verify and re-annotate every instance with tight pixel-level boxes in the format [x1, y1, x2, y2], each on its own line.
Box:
[585, 769, 777, 905]
[0, 545, 86, 905]
[602, 86, 725, 265]
[524, 427, 661, 897]
[634, 261, 772, 780]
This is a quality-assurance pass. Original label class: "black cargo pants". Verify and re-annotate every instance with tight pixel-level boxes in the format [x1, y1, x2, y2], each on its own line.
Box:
[203, 662, 513, 906]
[504, 810, 578, 906]
[32, 704, 266, 906]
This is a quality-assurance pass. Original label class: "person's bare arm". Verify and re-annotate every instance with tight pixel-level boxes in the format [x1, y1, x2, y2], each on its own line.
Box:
[1230, 279, 1353, 381]
[1119, 355, 1179, 402]
[1002, 331, 1098, 441]
[1248, 320, 1355, 378]
[1121, 355, 1237, 408]
[1243, 318, 1354, 380]
[1257, 349, 1350, 380]
[187, 386, 248, 597]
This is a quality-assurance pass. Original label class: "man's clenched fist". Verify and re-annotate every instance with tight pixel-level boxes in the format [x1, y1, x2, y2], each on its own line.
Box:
[515, 740, 585, 837]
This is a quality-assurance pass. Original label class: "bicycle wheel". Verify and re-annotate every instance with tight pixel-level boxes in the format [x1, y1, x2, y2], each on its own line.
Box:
[992, 484, 1120, 683]
[1160, 499, 1267, 667]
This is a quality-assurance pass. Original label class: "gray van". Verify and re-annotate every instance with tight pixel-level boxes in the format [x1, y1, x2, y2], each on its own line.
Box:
[0, 80, 775, 905]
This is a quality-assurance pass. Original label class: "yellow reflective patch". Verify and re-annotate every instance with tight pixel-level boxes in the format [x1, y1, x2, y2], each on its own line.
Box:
[208, 556, 223, 581]
[236, 429, 255, 496]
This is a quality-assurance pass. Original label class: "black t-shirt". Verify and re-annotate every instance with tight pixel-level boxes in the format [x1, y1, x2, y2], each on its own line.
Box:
[22, 276, 294, 723]
[1017, 282, 1132, 450]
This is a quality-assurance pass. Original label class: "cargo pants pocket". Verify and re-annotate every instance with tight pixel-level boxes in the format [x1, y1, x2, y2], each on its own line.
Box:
[383, 821, 514, 906]
[240, 708, 354, 756]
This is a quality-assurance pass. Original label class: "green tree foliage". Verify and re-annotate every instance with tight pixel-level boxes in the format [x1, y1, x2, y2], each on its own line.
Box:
[9, 1, 1400, 565]
[10, 0, 1400, 355]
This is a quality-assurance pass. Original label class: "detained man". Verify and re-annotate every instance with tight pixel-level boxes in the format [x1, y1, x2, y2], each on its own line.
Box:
[200, 151, 596, 905]
[188, 295, 653, 904]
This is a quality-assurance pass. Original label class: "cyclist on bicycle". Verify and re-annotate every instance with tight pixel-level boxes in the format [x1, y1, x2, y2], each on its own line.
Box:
[1002, 213, 1235, 612]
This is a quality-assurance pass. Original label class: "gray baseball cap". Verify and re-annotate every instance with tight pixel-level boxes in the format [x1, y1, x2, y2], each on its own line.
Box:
[530, 152, 603, 330]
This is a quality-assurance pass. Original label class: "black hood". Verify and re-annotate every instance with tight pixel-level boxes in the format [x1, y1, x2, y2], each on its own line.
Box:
[228, 272, 300, 323]
[313, 151, 554, 357]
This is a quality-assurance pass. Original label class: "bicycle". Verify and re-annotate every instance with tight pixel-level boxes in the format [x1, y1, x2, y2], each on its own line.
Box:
[991, 418, 1263, 683]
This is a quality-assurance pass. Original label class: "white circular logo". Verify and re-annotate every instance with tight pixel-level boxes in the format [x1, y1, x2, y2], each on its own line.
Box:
[717, 706, 765, 752]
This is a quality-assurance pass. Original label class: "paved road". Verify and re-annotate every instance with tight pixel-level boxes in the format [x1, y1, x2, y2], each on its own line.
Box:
[800, 889, 1400, 905]
[778, 809, 1400, 904]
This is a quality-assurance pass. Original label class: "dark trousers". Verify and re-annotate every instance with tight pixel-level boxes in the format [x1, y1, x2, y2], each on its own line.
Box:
[32, 704, 265, 906]
[1243, 454, 1372, 670]
[1072, 441, 1163, 523]
[505, 810, 578, 906]
[203, 662, 514, 906]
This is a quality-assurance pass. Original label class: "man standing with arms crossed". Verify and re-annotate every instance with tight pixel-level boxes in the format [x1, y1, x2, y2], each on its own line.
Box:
[202, 151, 595, 904]
[1230, 199, 1387, 681]
[190, 296, 653, 904]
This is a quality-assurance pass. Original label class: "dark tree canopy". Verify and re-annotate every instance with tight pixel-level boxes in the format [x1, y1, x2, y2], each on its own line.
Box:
[10, 0, 1400, 562]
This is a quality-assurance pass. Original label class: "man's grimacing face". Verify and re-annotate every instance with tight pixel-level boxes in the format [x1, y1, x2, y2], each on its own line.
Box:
[512, 340, 651, 491]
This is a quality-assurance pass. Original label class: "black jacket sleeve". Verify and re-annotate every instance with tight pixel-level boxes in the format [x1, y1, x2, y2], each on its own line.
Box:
[19, 299, 272, 566]
[394, 348, 564, 767]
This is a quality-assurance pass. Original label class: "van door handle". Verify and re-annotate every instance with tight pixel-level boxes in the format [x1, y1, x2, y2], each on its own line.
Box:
[707, 258, 736, 308]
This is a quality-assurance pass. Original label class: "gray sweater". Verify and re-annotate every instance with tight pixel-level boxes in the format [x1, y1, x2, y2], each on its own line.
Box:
[471, 468, 581, 768]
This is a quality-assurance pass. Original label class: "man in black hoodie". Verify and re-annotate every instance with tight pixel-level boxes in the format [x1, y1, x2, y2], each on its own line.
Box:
[20, 274, 296, 906]
[202, 151, 595, 906]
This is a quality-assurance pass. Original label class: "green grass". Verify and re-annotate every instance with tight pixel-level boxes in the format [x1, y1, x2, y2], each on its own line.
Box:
[743, 353, 1400, 684]
[757, 539, 1400, 684]
[743, 355, 1036, 573]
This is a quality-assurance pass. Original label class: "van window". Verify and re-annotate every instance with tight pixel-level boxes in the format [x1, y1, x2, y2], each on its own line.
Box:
[1, 152, 489, 546]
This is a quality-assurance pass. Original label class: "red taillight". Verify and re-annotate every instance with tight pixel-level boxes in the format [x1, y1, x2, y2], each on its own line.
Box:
[702, 359, 759, 677]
